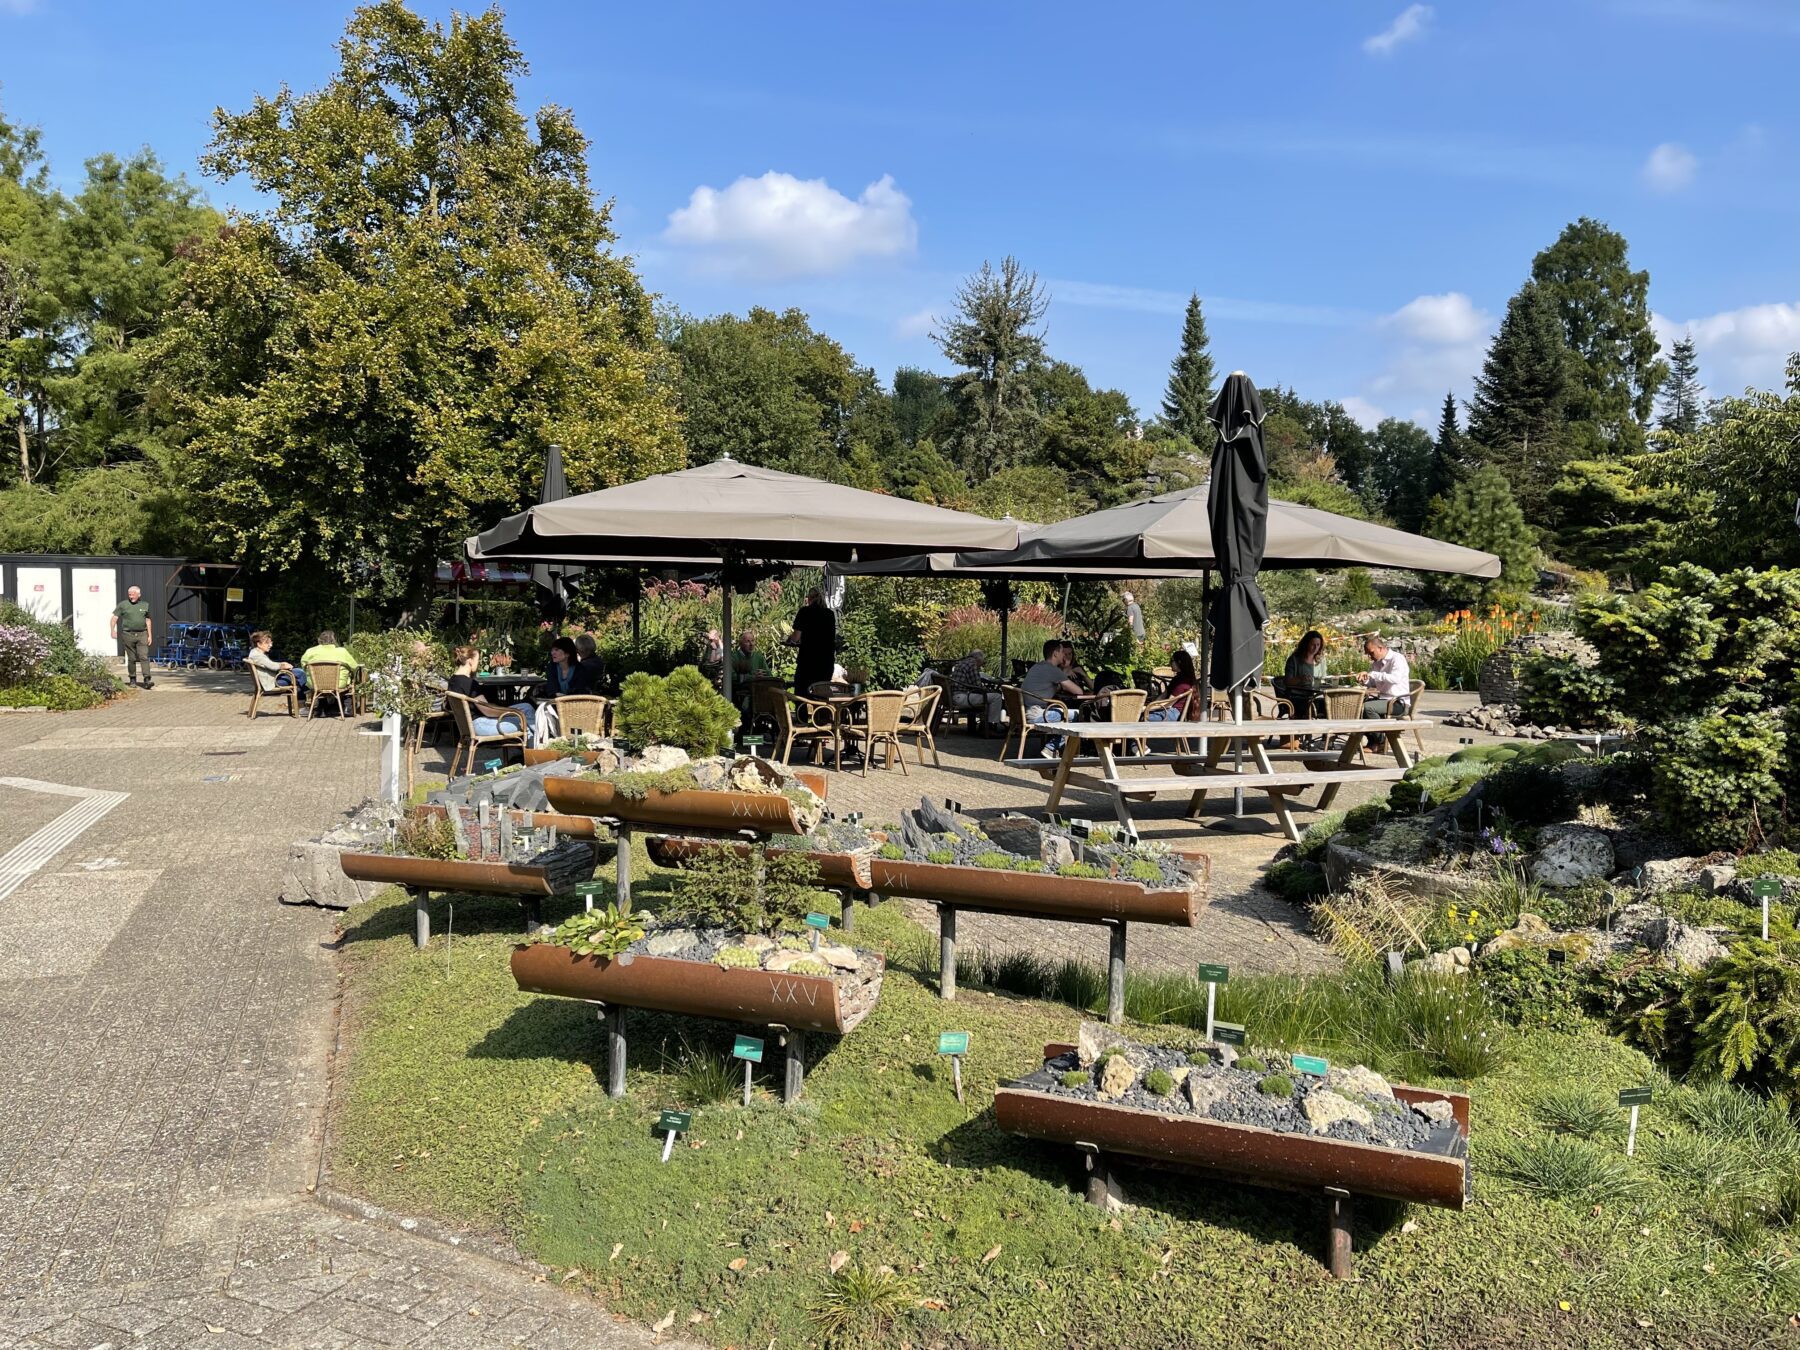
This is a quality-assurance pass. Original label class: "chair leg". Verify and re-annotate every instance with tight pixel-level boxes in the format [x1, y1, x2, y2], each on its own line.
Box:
[893, 735, 907, 775]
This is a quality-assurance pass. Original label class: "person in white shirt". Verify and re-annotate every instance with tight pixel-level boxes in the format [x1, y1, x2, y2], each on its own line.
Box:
[1355, 635, 1412, 717]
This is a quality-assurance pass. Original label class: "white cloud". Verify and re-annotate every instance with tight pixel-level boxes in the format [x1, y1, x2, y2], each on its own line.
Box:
[895, 307, 938, 340]
[1656, 301, 1800, 394]
[664, 171, 917, 279]
[1383, 291, 1490, 345]
[1363, 4, 1433, 55]
[1341, 396, 1387, 430]
[1642, 141, 1698, 193]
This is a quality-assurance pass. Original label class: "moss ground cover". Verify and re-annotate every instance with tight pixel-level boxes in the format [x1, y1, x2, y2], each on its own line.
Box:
[331, 844, 1794, 1347]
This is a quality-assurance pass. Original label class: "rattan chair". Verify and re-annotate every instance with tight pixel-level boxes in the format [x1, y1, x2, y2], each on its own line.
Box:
[243, 659, 297, 719]
[554, 694, 609, 738]
[840, 689, 907, 775]
[769, 692, 839, 767]
[1402, 678, 1427, 755]
[996, 685, 1071, 761]
[896, 684, 942, 767]
[446, 691, 527, 776]
[306, 662, 354, 719]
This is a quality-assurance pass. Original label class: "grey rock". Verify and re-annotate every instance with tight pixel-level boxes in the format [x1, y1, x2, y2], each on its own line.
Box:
[1641, 914, 1728, 972]
[1041, 834, 1076, 869]
[1531, 823, 1615, 889]
[1696, 864, 1737, 894]
[1078, 1020, 1138, 1065]
[646, 929, 699, 956]
[1635, 857, 1699, 895]
[1303, 1089, 1375, 1134]
[1185, 1075, 1229, 1115]
[1412, 1099, 1455, 1126]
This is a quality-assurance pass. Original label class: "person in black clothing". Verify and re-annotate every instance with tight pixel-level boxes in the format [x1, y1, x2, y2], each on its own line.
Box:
[786, 588, 836, 694]
[571, 633, 606, 694]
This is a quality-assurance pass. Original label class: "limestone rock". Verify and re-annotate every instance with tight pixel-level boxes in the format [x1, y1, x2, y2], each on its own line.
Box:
[646, 929, 699, 956]
[1513, 912, 1550, 934]
[1696, 864, 1737, 895]
[1303, 1089, 1375, 1134]
[1531, 823, 1615, 889]
[1185, 1075, 1228, 1115]
[1410, 951, 1467, 978]
[1641, 914, 1728, 972]
[817, 944, 860, 971]
[764, 948, 816, 972]
[1078, 1020, 1137, 1065]
[1097, 1054, 1137, 1099]
[636, 744, 691, 774]
[283, 838, 387, 910]
[1327, 1065, 1394, 1101]
[1412, 1099, 1455, 1126]
[689, 759, 728, 790]
[1449, 946, 1471, 968]
[1041, 834, 1076, 870]
[740, 935, 776, 952]
[1636, 858, 1698, 895]
[1170, 1066, 1191, 1088]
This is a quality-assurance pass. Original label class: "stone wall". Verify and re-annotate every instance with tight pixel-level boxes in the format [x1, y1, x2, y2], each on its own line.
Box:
[1477, 632, 1597, 707]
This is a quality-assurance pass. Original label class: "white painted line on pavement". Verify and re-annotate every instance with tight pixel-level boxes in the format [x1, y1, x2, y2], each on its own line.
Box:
[0, 777, 130, 905]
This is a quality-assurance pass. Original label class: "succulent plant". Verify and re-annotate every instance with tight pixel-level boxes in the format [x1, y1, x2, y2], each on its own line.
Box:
[1238, 1056, 1266, 1074]
[1059, 1070, 1090, 1089]
[1258, 1074, 1295, 1098]
[778, 934, 810, 952]
[877, 841, 904, 860]
[969, 850, 1015, 870]
[926, 849, 955, 865]
[715, 945, 759, 969]
[1011, 858, 1046, 873]
[1056, 861, 1108, 879]
[1124, 859, 1164, 883]
[790, 957, 829, 977]
[1144, 1069, 1175, 1096]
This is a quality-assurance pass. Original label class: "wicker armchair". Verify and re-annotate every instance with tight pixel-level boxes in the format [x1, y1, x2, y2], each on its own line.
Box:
[445, 691, 527, 777]
[243, 660, 297, 719]
[997, 685, 1071, 761]
[896, 685, 942, 767]
[840, 690, 908, 775]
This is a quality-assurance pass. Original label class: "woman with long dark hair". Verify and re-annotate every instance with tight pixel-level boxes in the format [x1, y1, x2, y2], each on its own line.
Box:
[1274, 630, 1327, 718]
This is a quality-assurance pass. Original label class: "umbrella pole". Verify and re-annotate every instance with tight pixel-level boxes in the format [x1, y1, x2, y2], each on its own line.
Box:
[1000, 604, 1009, 673]
[1198, 569, 1211, 694]
[1232, 680, 1246, 818]
[632, 578, 641, 646]
[722, 582, 735, 710]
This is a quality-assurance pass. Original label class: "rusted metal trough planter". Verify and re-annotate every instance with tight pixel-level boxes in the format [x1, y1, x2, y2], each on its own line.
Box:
[867, 854, 1210, 1024]
[522, 746, 607, 767]
[339, 839, 596, 948]
[510, 940, 884, 1103]
[995, 1042, 1470, 1279]
[645, 835, 875, 933]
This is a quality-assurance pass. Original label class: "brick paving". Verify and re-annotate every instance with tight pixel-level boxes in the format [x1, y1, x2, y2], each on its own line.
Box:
[0, 671, 680, 1349]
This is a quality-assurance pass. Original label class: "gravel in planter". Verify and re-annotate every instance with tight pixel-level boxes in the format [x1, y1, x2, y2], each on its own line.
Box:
[891, 799, 1196, 888]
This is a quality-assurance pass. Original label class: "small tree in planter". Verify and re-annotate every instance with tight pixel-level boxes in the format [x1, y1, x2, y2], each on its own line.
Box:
[615, 664, 739, 756]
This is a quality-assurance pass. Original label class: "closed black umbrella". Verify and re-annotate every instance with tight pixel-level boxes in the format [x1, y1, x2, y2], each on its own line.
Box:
[531, 443, 583, 620]
[1205, 372, 1269, 694]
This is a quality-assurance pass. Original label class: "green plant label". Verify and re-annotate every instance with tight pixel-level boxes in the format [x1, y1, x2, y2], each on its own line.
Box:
[1291, 1054, 1329, 1078]
[1195, 963, 1230, 984]
[732, 1034, 765, 1063]
[937, 1031, 970, 1056]
[804, 912, 831, 930]
[741, 735, 767, 748]
[657, 1110, 691, 1133]
[573, 880, 609, 895]
[1547, 947, 1567, 965]
[1752, 878, 1783, 899]
[1617, 1086, 1652, 1107]
[1213, 1022, 1247, 1046]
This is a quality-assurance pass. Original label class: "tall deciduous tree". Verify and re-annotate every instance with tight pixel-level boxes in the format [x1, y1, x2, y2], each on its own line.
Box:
[935, 256, 1048, 479]
[1367, 417, 1435, 531]
[1032, 360, 1148, 506]
[157, 1, 681, 602]
[1658, 334, 1704, 435]
[1161, 293, 1216, 451]
[1529, 217, 1666, 454]
[0, 105, 57, 486]
[891, 366, 947, 446]
[1425, 464, 1537, 603]
[1467, 280, 1569, 520]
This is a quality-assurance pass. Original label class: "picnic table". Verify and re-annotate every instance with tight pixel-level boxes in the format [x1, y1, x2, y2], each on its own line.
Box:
[1014, 715, 1423, 843]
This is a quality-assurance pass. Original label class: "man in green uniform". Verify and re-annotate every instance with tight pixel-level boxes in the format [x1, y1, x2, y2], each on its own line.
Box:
[110, 585, 155, 689]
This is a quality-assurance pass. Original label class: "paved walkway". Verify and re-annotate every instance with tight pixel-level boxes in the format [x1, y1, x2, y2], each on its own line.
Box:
[0, 672, 674, 1348]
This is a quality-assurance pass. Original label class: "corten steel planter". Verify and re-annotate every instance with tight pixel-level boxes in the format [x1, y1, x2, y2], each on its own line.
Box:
[523, 747, 607, 767]
[868, 855, 1207, 925]
[543, 775, 810, 835]
[645, 836, 874, 892]
[339, 852, 562, 897]
[412, 801, 603, 842]
[510, 943, 880, 1037]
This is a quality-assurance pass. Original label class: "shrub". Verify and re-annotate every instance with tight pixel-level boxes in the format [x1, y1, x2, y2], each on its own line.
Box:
[1475, 948, 1586, 1032]
[615, 665, 739, 756]
[1343, 802, 1388, 834]
[0, 623, 51, 684]
[1481, 761, 1575, 826]
[1520, 652, 1619, 729]
[1645, 711, 1785, 852]
[1257, 1074, 1294, 1098]
[1340, 569, 1379, 611]
[667, 846, 823, 934]
[1144, 1069, 1175, 1096]
[1265, 859, 1329, 904]
[0, 675, 106, 710]
[1683, 940, 1800, 1108]
[1295, 812, 1347, 862]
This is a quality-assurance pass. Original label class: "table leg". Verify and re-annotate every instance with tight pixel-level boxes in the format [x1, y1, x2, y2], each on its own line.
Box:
[1249, 740, 1303, 843]
[412, 888, 430, 949]
[782, 1028, 806, 1104]
[1385, 729, 1415, 770]
[1317, 731, 1366, 811]
[1325, 1187, 1354, 1279]
[603, 1005, 627, 1099]
[1045, 733, 1080, 811]
[1095, 739, 1136, 833]
[1185, 734, 1233, 819]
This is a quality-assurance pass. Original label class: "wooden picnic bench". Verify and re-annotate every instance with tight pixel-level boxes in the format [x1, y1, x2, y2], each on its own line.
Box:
[1022, 716, 1424, 842]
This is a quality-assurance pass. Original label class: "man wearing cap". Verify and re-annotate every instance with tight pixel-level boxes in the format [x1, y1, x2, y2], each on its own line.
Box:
[110, 585, 154, 689]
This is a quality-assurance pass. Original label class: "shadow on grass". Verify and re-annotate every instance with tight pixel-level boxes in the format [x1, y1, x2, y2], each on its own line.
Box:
[931, 1111, 1413, 1268]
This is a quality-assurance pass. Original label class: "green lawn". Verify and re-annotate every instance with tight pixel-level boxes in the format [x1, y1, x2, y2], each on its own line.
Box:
[331, 852, 1794, 1348]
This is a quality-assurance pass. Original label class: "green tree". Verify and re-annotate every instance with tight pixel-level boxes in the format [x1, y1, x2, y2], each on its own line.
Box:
[887, 435, 969, 507]
[1161, 292, 1216, 451]
[935, 256, 1048, 478]
[1031, 360, 1148, 505]
[971, 464, 1076, 523]
[1657, 334, 1703, 435]
[1466, 280, 1569, 520]
[1262, 386, 1372, 496]
[891, 366, 947, 446]
[1425, 464, 1536, 602]
[0, 104, 57, 485]
[1428, 392, 1464, 505]
[1530, 217, 1666, 454]
[1367, 417, 1435, 531]
[1548, 453, 1689, 585]
[155, 2, 681, 606]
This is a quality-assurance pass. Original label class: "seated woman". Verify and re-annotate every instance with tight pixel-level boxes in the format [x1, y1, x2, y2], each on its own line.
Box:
[247, 630, 308, 697]
[530, 637, 581, 740]
[1273, 630, 1328, 720]
[1148, 649, 1200, 720]
[447, 645, 534, 748]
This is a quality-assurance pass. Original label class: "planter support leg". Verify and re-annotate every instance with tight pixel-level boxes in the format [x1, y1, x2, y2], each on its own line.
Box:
[781, 1028, 805, 1104]
[1106, 921, 1128, 1025]
[939, 905, 958, 1001]
[603, 1005, 627, 1099]
[1325, 1186, 1353, 1279]
[412, 888, 430, 950]
[1080, 1144, 1124, 1211]
[615, 819, 632, 910]
[524, 895, 546, 937]
[843, 888, 868, 935]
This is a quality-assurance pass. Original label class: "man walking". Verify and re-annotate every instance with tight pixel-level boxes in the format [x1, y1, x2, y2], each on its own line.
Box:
[111, 585, 155, 689]
[1123, 590, 1146, 642]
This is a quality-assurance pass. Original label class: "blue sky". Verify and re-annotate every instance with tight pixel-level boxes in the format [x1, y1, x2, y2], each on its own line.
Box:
[4, 0, 1798, 429]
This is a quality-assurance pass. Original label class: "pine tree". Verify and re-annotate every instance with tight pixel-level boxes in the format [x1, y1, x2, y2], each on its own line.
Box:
[935, 256, 1049, 479]
[1425, 464, 1537, 604]
[1427, 392, 1463, 506]
[1161, 293, 1216, 451]
[1467, 280, 1569, 519]
[1657, 335, 1703, 435]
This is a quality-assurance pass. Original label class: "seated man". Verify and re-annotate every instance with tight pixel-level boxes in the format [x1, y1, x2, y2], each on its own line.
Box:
[729, 629, 770, 708]
[571, 633, 607, 694]
[1355, 634, 1412, 717]
[1022, 639, 1085, 757]
[299, 629, 360, 672]
[247, 630, 308, 696]
[948, 650, 1004, 732]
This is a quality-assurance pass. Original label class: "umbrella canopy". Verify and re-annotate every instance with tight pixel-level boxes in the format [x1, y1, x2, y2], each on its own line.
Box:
[530, 443, 583, 620]
[1206, 372, 1269, 693]
[473, 459, 1018, 565]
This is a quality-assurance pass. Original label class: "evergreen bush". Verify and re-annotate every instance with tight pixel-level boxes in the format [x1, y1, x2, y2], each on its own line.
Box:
[615, 665, 739, 756]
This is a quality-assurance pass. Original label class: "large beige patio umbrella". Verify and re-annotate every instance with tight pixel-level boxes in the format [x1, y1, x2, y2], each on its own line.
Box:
[470, 458, 1019, 703]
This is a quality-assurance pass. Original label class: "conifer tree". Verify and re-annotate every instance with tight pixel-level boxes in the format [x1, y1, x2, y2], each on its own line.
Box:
[1427, 392, 1463, 505]
[1425, 464, 1537, 603]
[1657, 335, 1703, 435]
[1161, 293, 1217, 450]
[1467, 280, 1569, 519]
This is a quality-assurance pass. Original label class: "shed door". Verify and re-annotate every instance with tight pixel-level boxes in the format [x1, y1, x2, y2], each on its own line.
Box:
[72, 567, 118, 657]
[15, 566, 62, 624]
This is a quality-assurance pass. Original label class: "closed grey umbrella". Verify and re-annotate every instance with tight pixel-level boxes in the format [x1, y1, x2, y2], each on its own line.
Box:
[530, 443, 582, 621]
[1205, 372, 1269, 694]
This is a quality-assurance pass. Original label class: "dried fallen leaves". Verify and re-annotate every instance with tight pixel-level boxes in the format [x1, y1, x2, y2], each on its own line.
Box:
[728, 1257, 747, 1272]
[981, 1244, 1002, 1265]
[829, 1250, 851, 1274]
